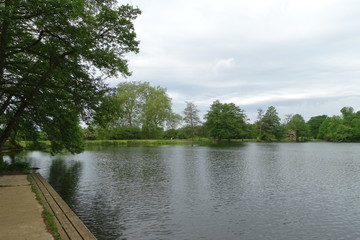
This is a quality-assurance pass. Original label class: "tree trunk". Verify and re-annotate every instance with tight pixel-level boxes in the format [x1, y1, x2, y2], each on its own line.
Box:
[0, 101, 27, 149]
[0, 1, 10, 85]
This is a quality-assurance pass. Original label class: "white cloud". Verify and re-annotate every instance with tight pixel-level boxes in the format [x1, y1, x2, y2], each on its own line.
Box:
[212, 58, 235, 73]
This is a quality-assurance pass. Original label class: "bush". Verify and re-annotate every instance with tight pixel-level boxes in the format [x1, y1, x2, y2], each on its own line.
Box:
[163, 129, 180, 139]
[110, 126, 142, 140]
[0, 161, 30, 173]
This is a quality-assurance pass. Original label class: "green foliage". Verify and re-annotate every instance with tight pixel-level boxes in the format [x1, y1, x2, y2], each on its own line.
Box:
[246, 123, 258, 139]
[183, 101, 202, 139]
[0, 161, 30, 173]
[163, 129, 181, 139]
[0, 0, 141, 153]
[180, 125, 207, 139]
[43, 210, 62, 240]
[319, 116, 348, 141]
[317, 107, 360, 142]
[341, 106, 355, 121]
[204, 100, 247, 141]
[112, 81, 151, 127]
[176, 130, 189, 139]
[92, 90, 121, 128]
[44, 110, 85, 154]
[256, 106, 282, 141]
[85, 139, 202, 147]
[82, 127, 98, 140]
[162, 127, 198, 139]
[93, 81, 179, 139]
[102, 126, 142, 140]
[307, 115, 328, 139]
[350, 117, 360, 139]
[317, 117, 330, 140]
[286, 114, 309, 141]
[141, 86, 175, 138]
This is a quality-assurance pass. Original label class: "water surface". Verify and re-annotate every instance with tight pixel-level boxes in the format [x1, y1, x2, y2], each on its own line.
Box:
[20, 142, 360, 239]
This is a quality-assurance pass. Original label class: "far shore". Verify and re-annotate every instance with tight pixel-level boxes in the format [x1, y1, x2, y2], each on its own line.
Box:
[2, 138, 357, 154]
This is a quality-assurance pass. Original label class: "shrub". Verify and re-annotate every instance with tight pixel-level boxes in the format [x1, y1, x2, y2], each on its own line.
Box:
[0, 161, 30, 173]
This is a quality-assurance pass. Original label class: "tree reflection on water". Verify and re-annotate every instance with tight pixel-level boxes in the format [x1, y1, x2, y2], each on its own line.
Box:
[48, 158, 82, 206]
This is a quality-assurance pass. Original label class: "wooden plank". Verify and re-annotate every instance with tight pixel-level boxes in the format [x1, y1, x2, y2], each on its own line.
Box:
[34, 180, 70, 240]
[29, 173, 96, 240]
[30, 174, 72, 240]
[34, 174, 96, 240]
[31, 173, 83, 240]
[33, 174, 83, 240]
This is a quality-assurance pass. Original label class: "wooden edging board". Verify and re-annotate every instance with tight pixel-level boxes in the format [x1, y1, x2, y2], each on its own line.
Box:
[29, 173, 97, 240]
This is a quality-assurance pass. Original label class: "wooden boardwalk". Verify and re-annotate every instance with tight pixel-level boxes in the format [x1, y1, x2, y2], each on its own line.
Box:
[29, 173, 97, 240]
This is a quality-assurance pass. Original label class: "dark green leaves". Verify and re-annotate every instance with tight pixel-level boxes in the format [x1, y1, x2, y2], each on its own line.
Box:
[204, 100, 247, 141]
[0, 0, 141, 153]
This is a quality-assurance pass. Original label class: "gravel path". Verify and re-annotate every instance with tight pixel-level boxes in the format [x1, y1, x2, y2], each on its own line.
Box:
[0, 175, 53, 240]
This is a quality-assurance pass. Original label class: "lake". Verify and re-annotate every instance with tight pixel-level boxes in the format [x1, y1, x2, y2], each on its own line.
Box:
[16, 142, 360, 239]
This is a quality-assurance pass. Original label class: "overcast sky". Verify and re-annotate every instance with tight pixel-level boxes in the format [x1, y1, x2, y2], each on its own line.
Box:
[113, 0, 360, 122]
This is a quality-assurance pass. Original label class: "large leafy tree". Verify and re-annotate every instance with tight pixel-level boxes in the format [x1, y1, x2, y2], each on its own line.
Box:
[204, 100, 247, 141]
[307, 115, 327, 139]
[96, 81, 180, 139]
[141, 86, 182, 138]
[318, 116, 349, 141]
[256, 106, 282, 141]
[0, 0, 140, 153]
[113, 81, 150, 127]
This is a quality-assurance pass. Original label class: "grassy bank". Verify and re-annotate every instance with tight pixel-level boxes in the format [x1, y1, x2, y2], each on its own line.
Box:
[84, 138, 212, 147]
[2, 141, 51, 151]
[2, 138, 321, 153]
[2, 139, 212, 152]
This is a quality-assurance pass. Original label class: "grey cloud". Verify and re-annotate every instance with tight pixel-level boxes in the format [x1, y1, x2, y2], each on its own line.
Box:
[117, 0, 360, 122]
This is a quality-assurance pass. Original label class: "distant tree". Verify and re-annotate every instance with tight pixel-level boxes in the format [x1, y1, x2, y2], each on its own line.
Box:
[317, 117, 331, 140]
[246, 123, 258, 139]
[0, 1, 141, 153]
[318, 116, 349, 142]
[307, 115, 327, 139]
[256, 109, 265, 140]
[256, 106, 282, 141]
[183, 101, 201, 140]
[341, 106, 355, 122]
[113, 81, 151, 126]
[317, 107, 360, 142]
[163, 129, 179, 139]
[340, 107, 360, 141]
[350, 112, 360, 140]
[141, 86, 175, 138]
[94, 82, 179, 139]
[283, 114, 293, 125]
[286, 114, 309, 141]
[204, 100, 247, 141]
[166, 113, 183, 133]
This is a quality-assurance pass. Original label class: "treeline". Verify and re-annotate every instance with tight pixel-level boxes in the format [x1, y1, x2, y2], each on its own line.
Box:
[11, 81, 360, 144]
[81, 81, 360, 142]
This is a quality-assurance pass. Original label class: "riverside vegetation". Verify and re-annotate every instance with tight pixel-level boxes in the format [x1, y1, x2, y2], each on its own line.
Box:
[3, 94, 360, 153]
[1, 1, 360, 155]
[3, 80, 360, 153]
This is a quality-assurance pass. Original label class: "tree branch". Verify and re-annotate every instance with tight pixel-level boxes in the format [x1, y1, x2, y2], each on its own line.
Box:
[7, 30, 45, 56]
